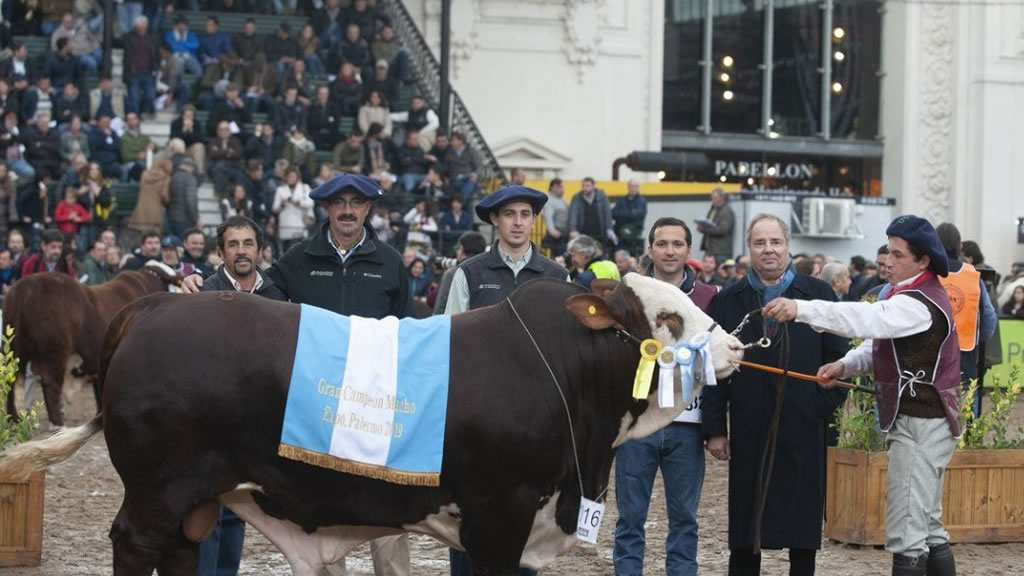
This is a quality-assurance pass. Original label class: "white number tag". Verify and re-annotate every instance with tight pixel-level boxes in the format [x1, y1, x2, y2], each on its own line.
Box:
[576, 497, 605, 544]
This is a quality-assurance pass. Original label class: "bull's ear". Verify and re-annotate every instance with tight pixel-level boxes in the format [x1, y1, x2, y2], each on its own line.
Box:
[566, 294, 617, 331]
[591, 278, 619, 298]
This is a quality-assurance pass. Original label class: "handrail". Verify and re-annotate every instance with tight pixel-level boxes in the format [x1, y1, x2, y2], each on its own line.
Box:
[379, 0, 507, 195]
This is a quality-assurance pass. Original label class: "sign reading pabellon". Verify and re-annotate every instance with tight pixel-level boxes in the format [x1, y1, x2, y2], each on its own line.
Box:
[714, 160, 815, 180]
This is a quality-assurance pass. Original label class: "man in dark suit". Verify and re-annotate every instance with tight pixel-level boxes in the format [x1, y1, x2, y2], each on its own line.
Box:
[703, 213, 849, 576]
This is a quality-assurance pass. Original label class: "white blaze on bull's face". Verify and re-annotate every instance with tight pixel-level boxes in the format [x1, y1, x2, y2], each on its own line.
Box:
[621, 274, 742, 378]
[611, 275, 743, 447]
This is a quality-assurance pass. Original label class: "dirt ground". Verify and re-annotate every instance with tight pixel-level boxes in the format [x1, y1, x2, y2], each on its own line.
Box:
[5, 390, 1023, 575]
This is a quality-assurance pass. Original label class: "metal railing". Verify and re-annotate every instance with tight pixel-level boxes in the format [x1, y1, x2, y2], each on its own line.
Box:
[378, 0, 507, 195]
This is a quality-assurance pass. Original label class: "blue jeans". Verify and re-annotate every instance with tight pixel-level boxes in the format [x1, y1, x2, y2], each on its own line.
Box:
[117, 2, 143, 37]
[453, 173, 477, 202]
[319, 21, 341, 54]
[8, 159, 35, 182]
[79, 49, 104, 72]
[613, 422, 705, 576]
[305, 53, 325, 76]
[401, 173, 425, 194]
[449, 549, 535, 576]
[175, 53, 203, 76]
[198, 506, 245, 576]
[128, 75, 156, 115]
[273, 0, 296, 13]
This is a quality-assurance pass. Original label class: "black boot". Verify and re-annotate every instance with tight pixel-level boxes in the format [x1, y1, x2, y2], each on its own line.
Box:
[893, 552, 928, 576]
[926, 543, 956, 576]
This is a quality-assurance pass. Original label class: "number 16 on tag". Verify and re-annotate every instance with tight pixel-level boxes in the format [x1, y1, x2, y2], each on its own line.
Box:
[576, 497, 605, 544]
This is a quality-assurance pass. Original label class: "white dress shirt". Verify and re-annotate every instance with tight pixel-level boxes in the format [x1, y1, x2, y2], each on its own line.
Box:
[794, 272, 933, 378]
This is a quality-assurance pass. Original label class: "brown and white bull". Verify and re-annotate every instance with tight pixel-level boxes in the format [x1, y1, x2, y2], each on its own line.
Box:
[2, 264, 179, 427]
[0, 275, 741, 575]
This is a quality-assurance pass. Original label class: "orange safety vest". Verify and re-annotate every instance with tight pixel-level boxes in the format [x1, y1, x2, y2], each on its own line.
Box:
[938, 263, 981, 351]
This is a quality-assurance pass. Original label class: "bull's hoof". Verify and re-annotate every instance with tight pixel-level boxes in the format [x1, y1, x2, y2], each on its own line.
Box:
[48, 423, 65, 433]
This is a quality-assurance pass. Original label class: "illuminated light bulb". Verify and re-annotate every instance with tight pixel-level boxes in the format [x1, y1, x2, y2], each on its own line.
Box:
[833, 27, 845, 40]
[834, 50, 845, 62]
[832, 81, 843, 94]
[720, 72, 730, 83]
[722, 55, 734, 68]
[657, 171, 667, 180]
[723, 90, 734, 101]
[719, 175, 728, 182]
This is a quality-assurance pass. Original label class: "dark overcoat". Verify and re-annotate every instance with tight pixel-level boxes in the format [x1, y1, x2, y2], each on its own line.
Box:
[702, 273, 849, 550]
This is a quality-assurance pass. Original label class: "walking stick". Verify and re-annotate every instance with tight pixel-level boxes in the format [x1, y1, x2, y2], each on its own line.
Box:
[737, 360, 876, 394]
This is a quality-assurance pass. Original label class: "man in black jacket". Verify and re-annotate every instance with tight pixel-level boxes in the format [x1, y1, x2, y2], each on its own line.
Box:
[182, 173, 413, 575]
[308, 85, 340, 150]
[25, 112, 62, 180]
[196, 216, 283, 576]
[202, 216, 284, 298]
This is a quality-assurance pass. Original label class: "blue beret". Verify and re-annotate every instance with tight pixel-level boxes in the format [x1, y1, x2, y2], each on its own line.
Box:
[309, 173, 384, 201]
[885, 214, 949, 277]
[474, 185, 548, 222]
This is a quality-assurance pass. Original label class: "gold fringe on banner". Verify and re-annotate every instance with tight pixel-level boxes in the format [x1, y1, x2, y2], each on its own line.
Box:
[278, 444, 441, 487]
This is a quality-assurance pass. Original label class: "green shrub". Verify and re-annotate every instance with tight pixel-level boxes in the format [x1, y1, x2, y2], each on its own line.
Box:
[0, 325, 40, 450]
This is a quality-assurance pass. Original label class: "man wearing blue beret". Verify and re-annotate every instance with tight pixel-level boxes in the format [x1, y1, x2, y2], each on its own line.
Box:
[443, 185, 568, 576]
[763, 215, 961, 576]
[443, 185, 568, 315]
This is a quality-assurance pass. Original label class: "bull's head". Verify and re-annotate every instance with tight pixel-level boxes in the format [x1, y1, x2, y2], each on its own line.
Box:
[565, 275, 742, 445]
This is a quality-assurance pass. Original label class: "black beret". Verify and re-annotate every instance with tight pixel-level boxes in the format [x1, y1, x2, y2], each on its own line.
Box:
[309, 173, 384, 201]
[473, 185, 547, 222]
[885, 214, 949, 277]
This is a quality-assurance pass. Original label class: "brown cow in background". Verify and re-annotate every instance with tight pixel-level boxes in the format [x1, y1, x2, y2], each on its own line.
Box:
[3, 265, 179, 427]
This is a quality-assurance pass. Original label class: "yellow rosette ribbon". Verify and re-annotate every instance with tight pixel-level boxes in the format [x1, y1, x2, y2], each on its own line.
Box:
[633, 339, 662, 400]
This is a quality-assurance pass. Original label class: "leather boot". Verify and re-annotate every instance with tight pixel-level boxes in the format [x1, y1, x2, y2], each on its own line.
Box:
[892, 552, 928, 576]
[926, 543, 956, 576]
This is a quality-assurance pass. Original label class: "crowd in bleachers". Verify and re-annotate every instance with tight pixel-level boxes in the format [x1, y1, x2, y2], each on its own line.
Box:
[0, 0, 485, 277]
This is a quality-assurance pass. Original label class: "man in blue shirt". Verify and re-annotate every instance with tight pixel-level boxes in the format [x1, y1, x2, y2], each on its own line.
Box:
[198, 16, 233, 67]
[164, 15, 202, 75]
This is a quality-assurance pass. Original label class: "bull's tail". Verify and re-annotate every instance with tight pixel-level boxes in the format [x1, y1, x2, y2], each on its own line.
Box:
[0, 414, 103, 481]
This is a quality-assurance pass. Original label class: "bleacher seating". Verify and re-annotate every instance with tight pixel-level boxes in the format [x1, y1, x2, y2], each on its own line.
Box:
[112, 182, 140, 220]
[162, 11, 311, 36]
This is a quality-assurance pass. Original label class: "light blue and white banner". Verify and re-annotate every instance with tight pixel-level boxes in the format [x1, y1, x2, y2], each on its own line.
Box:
[279, 304, 451, 486]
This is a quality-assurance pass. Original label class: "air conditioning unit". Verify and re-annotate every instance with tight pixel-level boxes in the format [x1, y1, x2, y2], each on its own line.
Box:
[802, 197, 856, 236]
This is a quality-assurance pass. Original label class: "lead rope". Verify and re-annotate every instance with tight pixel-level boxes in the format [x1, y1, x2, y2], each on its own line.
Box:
[732, 307, 789, 555]
[507, 299, 593, 502]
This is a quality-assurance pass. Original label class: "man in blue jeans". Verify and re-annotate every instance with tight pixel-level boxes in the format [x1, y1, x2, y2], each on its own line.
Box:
[122, 16, 158, 116]
[613, 217, 717, 576]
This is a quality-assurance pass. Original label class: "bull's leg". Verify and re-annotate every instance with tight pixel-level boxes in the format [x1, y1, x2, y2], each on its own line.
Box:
[155, 531, 200, 576]
[37, 361, 67, 428]
[111, 491, 198, 576]
[110, 505, 162, 576]
[459, 491, 537, 576]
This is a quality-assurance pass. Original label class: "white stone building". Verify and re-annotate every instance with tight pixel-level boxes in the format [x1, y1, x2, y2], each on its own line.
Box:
[405, 0, 1024, 272]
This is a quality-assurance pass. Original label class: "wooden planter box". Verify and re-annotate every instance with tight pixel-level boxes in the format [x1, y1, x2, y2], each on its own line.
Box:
[0, 471, 44, 567]
[825, 448, 1024, 545]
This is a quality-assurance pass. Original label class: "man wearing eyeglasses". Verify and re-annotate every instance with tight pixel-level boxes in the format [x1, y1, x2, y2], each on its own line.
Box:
[181, 173, 414, 573]
[185, 173, 414, 319]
